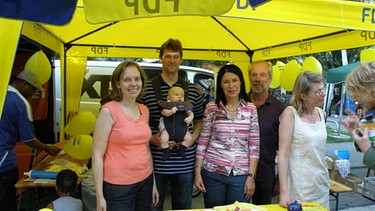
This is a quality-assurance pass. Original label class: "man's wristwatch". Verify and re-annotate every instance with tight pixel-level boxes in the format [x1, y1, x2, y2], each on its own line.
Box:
[247, 173, 256, 179]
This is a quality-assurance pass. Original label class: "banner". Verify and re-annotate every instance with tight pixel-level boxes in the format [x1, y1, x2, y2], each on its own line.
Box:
[0, 0, 77, 25]
[84, 0, 235, 23]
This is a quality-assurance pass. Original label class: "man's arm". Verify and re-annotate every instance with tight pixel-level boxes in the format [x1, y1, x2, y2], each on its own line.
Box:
[191, 119, 202, 142]
[24, 139, 61, 156]
[363, 147, 375, 171]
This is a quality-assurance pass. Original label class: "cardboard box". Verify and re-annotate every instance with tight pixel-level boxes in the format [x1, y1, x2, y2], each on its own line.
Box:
[363, 177, 375, 200]
[331, 171, 364, 194]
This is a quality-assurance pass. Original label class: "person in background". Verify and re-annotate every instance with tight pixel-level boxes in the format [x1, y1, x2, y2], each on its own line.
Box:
[329, 87, 341, 117]
[0, 70, 61, 211]
[138, 38, 204, 211]
[248, 60, 286, 205]
[194, 64, 260, 208]
[92, 61, 158, 211]
[46, 169, 83, 211]
[340, 61, 375, 171]
[278, 71, 329, 209]
[159, 86, 194, 161]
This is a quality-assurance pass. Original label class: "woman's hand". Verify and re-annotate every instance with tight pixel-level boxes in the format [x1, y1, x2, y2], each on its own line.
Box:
[279, 192, 292, 208]
[244, 177, 255, 200]
[194, 168, 206, 193]
[96, 196, 107, 211]
[339, 109, 359, 133]
[152, 182, 159, 207]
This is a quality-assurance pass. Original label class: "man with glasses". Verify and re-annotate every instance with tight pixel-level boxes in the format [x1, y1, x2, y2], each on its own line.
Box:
[139, 38, 204, 210]
[0, 70, 61, 210]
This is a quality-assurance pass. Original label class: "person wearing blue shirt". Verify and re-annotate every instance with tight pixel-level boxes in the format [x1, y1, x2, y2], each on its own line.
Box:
[0, 70, 61, 210]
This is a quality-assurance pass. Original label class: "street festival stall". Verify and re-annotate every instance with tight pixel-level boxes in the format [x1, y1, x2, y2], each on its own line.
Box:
[1, 0, 375, 210]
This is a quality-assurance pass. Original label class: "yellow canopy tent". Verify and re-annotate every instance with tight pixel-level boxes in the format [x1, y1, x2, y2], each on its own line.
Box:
[1, 0, 375, 140]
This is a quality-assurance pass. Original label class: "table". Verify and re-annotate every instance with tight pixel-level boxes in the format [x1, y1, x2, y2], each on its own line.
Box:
[15, 149, 89, 210]
[329, 179, 353, 211]
[165, 202, 326, 211]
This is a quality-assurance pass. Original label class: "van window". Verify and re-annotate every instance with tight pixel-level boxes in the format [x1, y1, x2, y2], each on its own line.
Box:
[54, 61, 214, 133]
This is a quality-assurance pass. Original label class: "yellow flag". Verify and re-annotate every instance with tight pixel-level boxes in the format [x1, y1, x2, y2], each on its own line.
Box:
[0, 18, 22, 119]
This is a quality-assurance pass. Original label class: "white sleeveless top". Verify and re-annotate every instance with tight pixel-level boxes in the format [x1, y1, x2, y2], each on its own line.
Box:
[287, 106, 329, 209]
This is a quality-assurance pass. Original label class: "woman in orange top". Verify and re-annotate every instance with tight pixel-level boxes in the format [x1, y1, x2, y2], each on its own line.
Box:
[92, 61, 158, 211]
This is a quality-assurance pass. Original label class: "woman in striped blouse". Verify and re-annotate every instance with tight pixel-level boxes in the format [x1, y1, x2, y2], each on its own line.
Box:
[194, 64, 260, 208]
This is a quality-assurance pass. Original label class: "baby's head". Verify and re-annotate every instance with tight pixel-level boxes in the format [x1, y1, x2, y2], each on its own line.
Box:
[56, 169, 78, 195]
[167, 86, 185, 102]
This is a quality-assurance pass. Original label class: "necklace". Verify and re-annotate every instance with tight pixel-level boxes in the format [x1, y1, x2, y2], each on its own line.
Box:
[225, 102, 240, 112]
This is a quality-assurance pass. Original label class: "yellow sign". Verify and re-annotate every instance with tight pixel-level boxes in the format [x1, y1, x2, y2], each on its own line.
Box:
[83, 0, 235, 23]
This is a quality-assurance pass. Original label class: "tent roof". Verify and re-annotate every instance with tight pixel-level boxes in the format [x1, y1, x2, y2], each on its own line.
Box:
[22, 0, 375, 62]
[326, 62, 361, 84]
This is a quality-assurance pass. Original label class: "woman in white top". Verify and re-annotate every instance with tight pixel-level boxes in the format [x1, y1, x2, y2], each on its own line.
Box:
[278, 70, 329, 209]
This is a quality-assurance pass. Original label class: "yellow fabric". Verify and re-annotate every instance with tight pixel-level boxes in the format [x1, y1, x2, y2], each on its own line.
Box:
[83, 0, 235, 23]
[29, 0, 373, 63]
[59, 57, 87, 141]
[0, 19, 22, 119]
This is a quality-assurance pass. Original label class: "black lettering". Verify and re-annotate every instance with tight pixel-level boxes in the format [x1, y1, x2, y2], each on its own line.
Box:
[262, 49, 270, 57]
[165, 0, 179, 12]
[82, 75, 111, 98]
[298, 42, 312, 51]
[361, 31, 368, 40]
[125, 0, 139, 15]
[360, 31, 375, 41]
[91, 47, 97, 54]
[237, 0, 249, 9]
[90, 47, 109, 55]
[215, 51, 231, 58]
[362, 7, 371, 23]
[144, 0, 159, 13]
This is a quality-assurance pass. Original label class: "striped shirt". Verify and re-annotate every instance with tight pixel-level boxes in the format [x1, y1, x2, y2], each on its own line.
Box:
[196, 99, 260, 176]
[138, 75, 204, 174]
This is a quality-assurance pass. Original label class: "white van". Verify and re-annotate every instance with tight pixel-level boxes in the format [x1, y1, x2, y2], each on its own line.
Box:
[54, 60, 214, 132]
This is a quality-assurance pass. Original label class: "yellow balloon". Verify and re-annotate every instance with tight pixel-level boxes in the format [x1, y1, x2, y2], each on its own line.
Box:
[24, 50, 51, 84]
[63, 135, 93, 160]
[280, 60, 302, 91]
[270, 61, 284, 89]
[39, 209, 53, 211]
[65, 111, 96, 136]
[302, 56, 322, 74]
[360, 49, 375, 62]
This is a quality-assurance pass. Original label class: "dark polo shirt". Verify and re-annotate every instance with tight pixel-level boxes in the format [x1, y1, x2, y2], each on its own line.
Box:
[250, 92, 286, 183]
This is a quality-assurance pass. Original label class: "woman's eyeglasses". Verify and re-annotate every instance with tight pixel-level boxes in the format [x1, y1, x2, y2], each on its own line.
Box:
[314, 87, 327, 96]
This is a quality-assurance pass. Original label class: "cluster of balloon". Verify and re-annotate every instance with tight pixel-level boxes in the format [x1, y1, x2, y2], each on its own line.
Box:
[360, 49, 375, 62]
[279, 56, 322, 91]
[302, 56, 322, 74]
[270, 61, 284, 89]
[63, 111, 96, 160]
[24, 50, 51, 85]
[279, 60, 302, 91]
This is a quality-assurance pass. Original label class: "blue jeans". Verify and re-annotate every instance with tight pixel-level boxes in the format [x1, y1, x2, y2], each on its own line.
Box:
[103, 173, 153, 211]
[201, 168, 249, 208]
[152, 172, 193, 211]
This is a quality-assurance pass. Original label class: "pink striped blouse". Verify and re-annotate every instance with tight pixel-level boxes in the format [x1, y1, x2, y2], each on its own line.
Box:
[196, 99, 260, 176]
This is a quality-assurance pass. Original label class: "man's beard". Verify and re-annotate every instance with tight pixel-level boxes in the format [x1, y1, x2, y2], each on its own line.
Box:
[251, 84, 267, 94]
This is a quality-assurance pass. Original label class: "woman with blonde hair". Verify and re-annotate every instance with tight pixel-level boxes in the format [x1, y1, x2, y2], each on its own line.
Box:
[278, 70, 329, 209]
